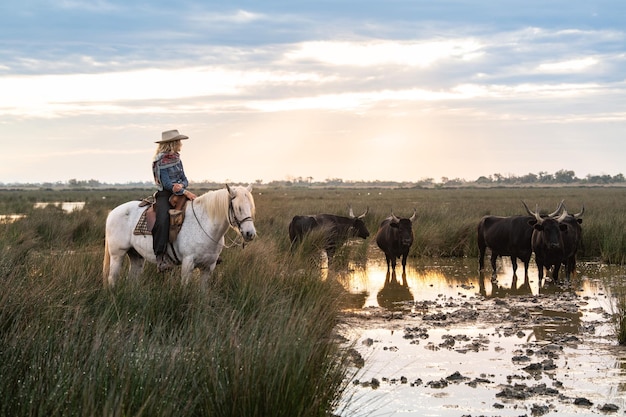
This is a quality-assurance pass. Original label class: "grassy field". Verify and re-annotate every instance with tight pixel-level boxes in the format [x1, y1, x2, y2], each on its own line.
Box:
[1, 185, 626, 416]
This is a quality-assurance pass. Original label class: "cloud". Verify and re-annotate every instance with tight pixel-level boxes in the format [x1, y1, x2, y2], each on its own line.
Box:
[286, 39, 484, 67]
[188, 9, 265, 24]
[536, 57, 599, 73]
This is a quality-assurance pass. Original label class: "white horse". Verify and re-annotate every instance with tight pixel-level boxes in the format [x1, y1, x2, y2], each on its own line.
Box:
[103, 184, 256, 287]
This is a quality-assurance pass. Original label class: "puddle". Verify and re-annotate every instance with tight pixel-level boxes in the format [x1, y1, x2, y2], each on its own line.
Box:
[33, 202, 86, 212]
[0, 214, 27, 223]
[334, 251, 626, 416]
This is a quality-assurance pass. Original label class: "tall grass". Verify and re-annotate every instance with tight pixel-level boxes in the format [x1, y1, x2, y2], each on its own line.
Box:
[0, 205, 353, 416]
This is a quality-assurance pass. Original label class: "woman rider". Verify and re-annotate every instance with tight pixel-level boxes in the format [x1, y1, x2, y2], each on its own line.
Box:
[152, 129, 197, 272]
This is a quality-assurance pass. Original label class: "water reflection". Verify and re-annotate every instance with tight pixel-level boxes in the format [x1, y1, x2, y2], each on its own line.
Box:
[376, 271, 413, 311]
[335, 253, 621, 308]
[478, 272, 533, 298]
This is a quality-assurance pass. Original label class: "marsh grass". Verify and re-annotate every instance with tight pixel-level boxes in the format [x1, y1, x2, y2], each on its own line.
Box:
[2, 185, 626, 415]
[0, 214, 352, 416]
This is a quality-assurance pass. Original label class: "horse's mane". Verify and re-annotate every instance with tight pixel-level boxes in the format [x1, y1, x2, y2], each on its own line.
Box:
[194, 186, 255, 221]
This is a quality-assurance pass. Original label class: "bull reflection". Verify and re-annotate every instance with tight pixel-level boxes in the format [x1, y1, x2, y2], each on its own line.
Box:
[377, 270, 414, 311]
[478, 272, 533, 298]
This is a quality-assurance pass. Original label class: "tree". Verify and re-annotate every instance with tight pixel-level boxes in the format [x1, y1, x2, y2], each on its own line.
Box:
[554, 169, 576, 183]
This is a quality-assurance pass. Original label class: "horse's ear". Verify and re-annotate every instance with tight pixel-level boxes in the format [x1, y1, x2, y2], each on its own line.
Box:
[226, 183, 236, 198]
[246, 184, 253, 192]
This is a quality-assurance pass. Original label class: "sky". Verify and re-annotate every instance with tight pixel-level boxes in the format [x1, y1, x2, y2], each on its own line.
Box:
[1, 1, 625, 185]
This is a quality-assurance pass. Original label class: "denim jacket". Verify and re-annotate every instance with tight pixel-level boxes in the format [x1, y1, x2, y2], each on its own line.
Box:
[152, 152, 189, 195]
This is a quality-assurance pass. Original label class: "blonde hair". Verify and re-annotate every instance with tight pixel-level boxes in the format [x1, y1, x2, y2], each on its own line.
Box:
[153, 140, 182, 158]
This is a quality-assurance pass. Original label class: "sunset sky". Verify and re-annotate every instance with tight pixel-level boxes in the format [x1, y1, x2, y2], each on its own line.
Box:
[1, 1, 625, 184]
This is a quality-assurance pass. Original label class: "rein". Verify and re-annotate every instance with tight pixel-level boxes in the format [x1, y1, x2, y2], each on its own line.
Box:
[190, 194, 251, 248]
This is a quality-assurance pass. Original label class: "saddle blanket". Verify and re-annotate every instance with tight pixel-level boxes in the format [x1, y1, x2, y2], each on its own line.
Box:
[133, 208, 151, 235]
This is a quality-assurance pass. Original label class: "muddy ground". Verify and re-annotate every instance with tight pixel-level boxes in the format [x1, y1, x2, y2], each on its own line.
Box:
[334, 261, 626, 417]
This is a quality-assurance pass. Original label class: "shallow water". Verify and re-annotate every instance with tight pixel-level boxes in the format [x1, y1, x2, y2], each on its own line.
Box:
[334, 252, 626, 417]
[33, 201, 86, 212]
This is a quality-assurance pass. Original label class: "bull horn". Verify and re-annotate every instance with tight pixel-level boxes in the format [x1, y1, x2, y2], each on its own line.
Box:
[523, 202, 542, 222]
[547, 200, 565, 217]
[533, 204, 542, 222]
[358, 207, 369, 219]
[521, 200, 535, 216]
[409, 208, 417, 222]
[348, 205, 355, 218]
[573, 205, 585, 218]
[390, 210, 400, 223]
[557, 210, 569, 222]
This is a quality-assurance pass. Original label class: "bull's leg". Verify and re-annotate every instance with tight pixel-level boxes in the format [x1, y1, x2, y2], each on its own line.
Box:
[490, 253, 498, 278]
[384, 255, 392, 273]
[390, 255, 397, 272]
[401, 254, 408, 275]
[552, 263, 561, 282]
[536, 259, 545, 281]
[565, 256, 575, 280]
[326, 247, 336, 265]
[522, 259, 530, 279]
[510, 256, 518, 277]
[478, 245, 486, 271]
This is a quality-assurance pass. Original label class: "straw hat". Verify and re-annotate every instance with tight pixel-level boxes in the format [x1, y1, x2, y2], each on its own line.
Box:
[156, 129, 189, 143]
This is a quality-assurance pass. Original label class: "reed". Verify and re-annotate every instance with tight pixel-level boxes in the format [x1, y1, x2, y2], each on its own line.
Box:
[616, 295, 626, 346]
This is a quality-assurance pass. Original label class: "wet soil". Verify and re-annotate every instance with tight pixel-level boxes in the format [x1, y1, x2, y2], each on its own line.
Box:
[334, 255, 626, 417]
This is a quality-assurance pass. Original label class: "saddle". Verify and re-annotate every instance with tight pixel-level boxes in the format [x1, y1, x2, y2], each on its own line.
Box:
[134, 193, 189, 243]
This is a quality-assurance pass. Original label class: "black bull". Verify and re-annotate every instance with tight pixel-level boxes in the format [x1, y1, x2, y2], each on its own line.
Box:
[477, 201, 564, 279]
[288, 207, 370, 261]
[527, 204, 584, 282]
[375, 210, 417, 274]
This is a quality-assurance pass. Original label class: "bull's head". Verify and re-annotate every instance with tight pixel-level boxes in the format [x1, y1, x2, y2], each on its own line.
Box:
[389, 209, 416, 246]
[390, 208, 417, 224]
[557, 204, 584, 224]
[522, 200, 564, 219]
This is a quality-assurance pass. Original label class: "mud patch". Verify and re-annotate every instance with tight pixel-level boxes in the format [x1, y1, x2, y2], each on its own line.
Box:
[335, 257, 626, 417]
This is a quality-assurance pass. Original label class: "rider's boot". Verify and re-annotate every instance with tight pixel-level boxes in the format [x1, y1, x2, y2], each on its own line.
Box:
[156, 254, 173, 273]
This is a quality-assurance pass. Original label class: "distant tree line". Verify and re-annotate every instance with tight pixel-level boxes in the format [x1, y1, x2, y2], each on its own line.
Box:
[1, 169, 624, 189]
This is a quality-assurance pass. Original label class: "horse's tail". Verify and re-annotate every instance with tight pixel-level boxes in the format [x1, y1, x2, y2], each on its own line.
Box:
[102, 236, 110, 287]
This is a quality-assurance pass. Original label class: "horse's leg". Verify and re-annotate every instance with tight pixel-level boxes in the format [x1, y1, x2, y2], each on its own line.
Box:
[181, 257, 196, 285]
[107, 253, 126, 287]
[198, 265, 216, 288]
[127, 248, 145, 280]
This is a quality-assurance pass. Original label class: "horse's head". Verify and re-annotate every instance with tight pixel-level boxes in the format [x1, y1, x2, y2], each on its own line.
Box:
[226, 184, 257, 241]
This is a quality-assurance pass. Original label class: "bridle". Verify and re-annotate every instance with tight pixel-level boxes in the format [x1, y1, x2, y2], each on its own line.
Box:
[227, 195, 254, 234]
[190, 193, 253, 248]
